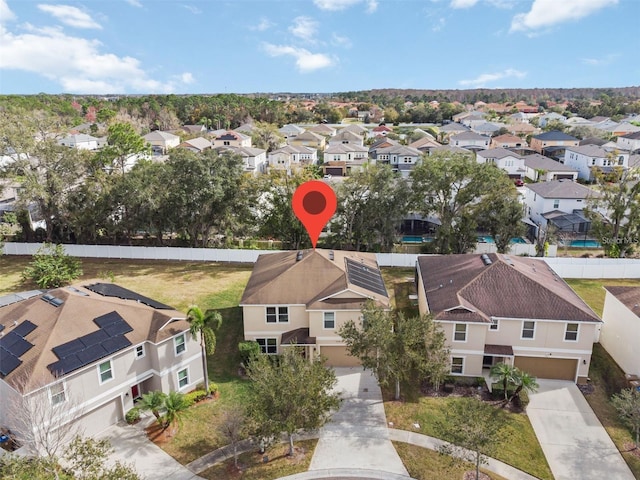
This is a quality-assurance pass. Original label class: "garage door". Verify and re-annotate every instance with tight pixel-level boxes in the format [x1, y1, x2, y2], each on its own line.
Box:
[325, 167, 343, 176]
[515, 357, 577, 381]
[78, 398, 121, 437]
[321, 346, 361, 367]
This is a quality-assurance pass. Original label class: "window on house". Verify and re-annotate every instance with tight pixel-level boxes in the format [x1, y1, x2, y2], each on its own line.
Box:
[266, 306, 289, 323]
[50, 382, 66, 405]
[618, 156, 624, 165]
[174, 334, 186, 355]
[257, 338, 277, 354]
[451, 357, 464, 374]
[553, 199, 559, 209]
[454, 323, 467, 341]
[591, 158, 596, 165]
[522, 321, 535, 339]
[489, 318, 499, 331]
[99, 360, 113, 383]
[223, 141, 230, 146]
[324, 312, 335, 329]
[135, 344, 145, 358]
[565, 323, 579, 341]
[178, 368, 189, 389]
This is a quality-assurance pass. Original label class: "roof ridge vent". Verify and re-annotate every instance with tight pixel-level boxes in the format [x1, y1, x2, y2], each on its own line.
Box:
[480, 254, 493, 266]
[329, 250, 334, 261]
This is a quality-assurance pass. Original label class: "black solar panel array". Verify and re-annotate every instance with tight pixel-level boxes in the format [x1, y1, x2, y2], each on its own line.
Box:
[345, 258, 388, 297]
[84, 283, 172, 309]
[0, 320, 37, 377]
[47, 311, 133, 376]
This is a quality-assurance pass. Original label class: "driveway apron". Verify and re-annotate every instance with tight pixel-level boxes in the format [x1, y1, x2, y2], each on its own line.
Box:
[308, 367, 410, 477]
[526, 379, 635, 480]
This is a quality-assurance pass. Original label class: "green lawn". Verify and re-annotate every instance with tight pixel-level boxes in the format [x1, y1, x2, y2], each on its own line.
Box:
[393, 442, 510, 480]
[385, 397, 553, 480]
[565, 278, 640, 317]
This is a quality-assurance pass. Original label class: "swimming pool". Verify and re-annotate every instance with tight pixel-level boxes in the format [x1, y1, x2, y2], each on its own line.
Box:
[401, 235, 424, 243]
[477, 236, 527, 244]
[568, 240, 602, 248]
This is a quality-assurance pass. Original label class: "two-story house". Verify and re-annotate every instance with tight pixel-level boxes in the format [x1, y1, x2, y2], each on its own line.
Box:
[525, 180, 598, 228]
[215, 145, 268, 174]
[307, 124, 337, 137]
[240, 249, 390, 367]
[267, 145, 317, 173]
[58, 134, 100, 151]
[0, 283, 203, 439]
[617, 131, 640, 153]
[278, 124, 305, 140]
[448, 132, 491, 151]
[329, 129, 365, 147]
[523, 153, 578, 182]
[177, 137, 212, 153]
[490, 133, 527, 149]
[600, 286, 640, 379]
[529, 131, 579, 159]
[563, 145, 629, 181]
[288, 131, 326, 150]
[476, 148, 526, 180]
[323, 144, 369, 176]
[143, 130, 181, 155]
[416, 254, 601, 383]
[373, 145, 422, 178]
[211, 130, 252, 148]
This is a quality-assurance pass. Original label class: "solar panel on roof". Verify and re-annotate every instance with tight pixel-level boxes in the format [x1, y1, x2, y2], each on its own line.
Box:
[76, 344, 108, 365]
[48, 354, 83, 376]
[103, 320, 133, 337]
[93, 311, 125, 328]
[80, 329, 110, 348]
[84, 283, 172, 309]
[0, 331, 21, 349]
[345, 258, 388, 297]
[52, 339, 85, 359]
[0, 348, 22, 376]
[102, 335, 132, 355]
[13, 320, 37, 338]
[50, 297, 64, 307]
[5, 336, 33, 357]
[0, 325, 4, 333]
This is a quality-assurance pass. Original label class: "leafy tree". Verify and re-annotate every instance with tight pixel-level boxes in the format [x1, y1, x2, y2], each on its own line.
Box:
[138, 390, 167, 422]
[411, 151, 517, 254]
[250, 121, 285, 152]
[585, 166, 640, 258]
[339, 301, 448, 400]
[490, 363, 518, 401]
[611, 388, 640, 448]
[509, 369, 539, 404]
[22, 243, 82, 289]
[0, 455, 70, 480]
[436, 398, 508, 480]
[186, 305, 222, 396]
[246, 346, 340, 456]
[475, 185, 525, 253]
[98, 122, 149, 175]
[160, 391, 190, 433]
[64, 436, 140, 480]
[329, 165, 409, 252]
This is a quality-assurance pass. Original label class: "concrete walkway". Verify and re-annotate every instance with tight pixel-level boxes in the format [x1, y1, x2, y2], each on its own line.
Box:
[526, 379, 635, 480]
[308, 367, 410, 477]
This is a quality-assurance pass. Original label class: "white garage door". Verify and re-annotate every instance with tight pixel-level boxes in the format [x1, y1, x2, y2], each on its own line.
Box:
[78, 398, 121, 437]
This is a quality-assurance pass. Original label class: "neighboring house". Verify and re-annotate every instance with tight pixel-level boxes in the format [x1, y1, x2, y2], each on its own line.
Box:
[439, 122, 470, 136]
[339, 124, 368, 137]
[530, 131, 579, 158]
[211, 130, 252, 148]
[524, 153, 578, 182]
[508, 112, 529, 124]
[563, 145, 629, 181]
[429, 145, 473, 156]
[617, 131, 640, 152]
[323, 144, 369, 176]
[240, 249, 390, 367]
[0, 284, 203, 438]
[215, 146, 268, 174]
[58, 134, 100, 151]
[181, 125, 207, 135]
[409, 136, 442, 153]
[416, 254, 601, 383]
[373, 145, 422, 178]
[371, 125, 393, 136]
[538, 112, 567, 128]
[143, 131, 181, 155]
[459, 112, 487, 129]
[177, 137, 212, 153]
[507, 123, 538, 137]
[267, 145, 317, 173]
[600, 122, 640, 137]
[476, 148, 526, 179]
[600, 286, 640, 378]
[472, 122, 505, 137]
[307, 124, 336, 137]
[234, 123, 255, 135]
[448, 132, 491, 150]
[580, 137, 607, 147]
[525, 180, 598, 227]
[490, 134, 527, 149]
[329, 129, 365, 147]
[288, 130, 326, 150]
[279, 124, 305, 140]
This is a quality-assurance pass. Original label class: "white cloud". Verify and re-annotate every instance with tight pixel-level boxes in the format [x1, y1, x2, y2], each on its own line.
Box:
[511, 0, 617, 32]
[182, 5, 202, 15]
[250, 17, 273, 32]
[124, 0, 142, 7]
[262, 43, 334, 73]
[331, 33, 352, 48]
[37, 4, 102, 29]
[178, 72, 195, 84]
[582, 53, 620, 67]
[289, 16, 317, 42]
[0, 0, 15, 24]
[0, 24, 186, 93]
[459, 68, 526, 87]
[450, 0, 479, 8]
[314, 0, 377, 13]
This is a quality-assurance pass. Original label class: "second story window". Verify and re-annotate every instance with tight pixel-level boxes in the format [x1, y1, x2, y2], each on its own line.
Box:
[266, 306, 288, 323]
[135, 344, 145, 358]
[553, 199, 559, 209]
[454, 323, 467, 342]
[323, 312, 335, 329]
[522, 321, 535, 339]
[174, 334, 186, 355]
[98, 360, 113, 384]
[565, 323, 579, 341]
[489, 318, 499, 331]
[50, 382, 66, 405]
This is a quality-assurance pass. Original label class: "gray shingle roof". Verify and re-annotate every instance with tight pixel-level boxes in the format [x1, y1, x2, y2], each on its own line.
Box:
[533, 131, 579, 142]
[524, 154, 577, 172]
[526, 180, 598, 199]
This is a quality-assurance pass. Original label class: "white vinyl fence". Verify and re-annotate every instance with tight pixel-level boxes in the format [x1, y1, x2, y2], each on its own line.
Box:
[3, 243, 640, 278]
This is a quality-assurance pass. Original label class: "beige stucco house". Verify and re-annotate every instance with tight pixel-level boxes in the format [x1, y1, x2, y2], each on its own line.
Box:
[0, 283, 202, 440]
[416, 253, 601, 383]
[240, 249, 390, 367]
[600, 286, 640, 378]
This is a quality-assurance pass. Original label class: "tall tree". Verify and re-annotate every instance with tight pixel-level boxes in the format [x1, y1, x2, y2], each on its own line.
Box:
[186, 305, 222, 396]
[611, 388, 640, 449]
[585, 166, 640, 258]
[339, 301, 448, 400]
[250, 121, 285, 152]
[98, 122, 150, 175]
[476, 184, 526, 253]
[245, 346, 340, 456]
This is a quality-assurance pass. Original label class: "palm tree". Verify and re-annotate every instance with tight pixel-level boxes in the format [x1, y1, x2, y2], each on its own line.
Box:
[138, 391, 167, 422]
[490, 363, 518, 401]
[186, 305, 222, 396]
[509, 370, 539, 404]
[161, 391, 190, 433]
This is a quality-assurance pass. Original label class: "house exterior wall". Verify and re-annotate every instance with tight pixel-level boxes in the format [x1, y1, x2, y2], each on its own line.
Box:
[525, 190, 588, 225]
[600, 291, 640, 377]
[524, 166, 578, 182]
[530, 138, 579, 154]
[308, 309, 361, 345]
[617, 136, 640, 152]
[564, 150, 628, 180]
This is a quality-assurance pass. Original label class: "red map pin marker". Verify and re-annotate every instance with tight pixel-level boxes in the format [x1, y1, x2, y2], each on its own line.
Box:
[292, 180, 337, 249]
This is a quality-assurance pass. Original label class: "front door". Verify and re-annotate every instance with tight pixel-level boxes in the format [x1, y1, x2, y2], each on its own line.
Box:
[483, 355, 493, 368]
[131, 384, 140, 400]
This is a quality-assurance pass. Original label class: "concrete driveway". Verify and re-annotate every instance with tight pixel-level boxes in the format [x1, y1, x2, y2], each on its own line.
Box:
[308, 367, 410, 477]
[526, 379, 635, 480]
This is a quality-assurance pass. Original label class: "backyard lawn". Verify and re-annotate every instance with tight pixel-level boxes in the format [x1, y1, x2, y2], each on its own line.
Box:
[565, 277, 640, 317]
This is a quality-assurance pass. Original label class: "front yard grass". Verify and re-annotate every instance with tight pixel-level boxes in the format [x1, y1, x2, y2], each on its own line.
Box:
[199, 439, 317, 480]
[393, 442, 509, 480]
[385, 397, 553, 480]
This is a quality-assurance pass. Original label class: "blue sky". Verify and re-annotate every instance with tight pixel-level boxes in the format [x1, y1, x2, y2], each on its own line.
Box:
[1, 0, 638, 95]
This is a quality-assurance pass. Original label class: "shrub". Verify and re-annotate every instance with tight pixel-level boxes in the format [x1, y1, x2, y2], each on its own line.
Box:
[125, 407, 141, 424]
[184, 390, 207, 406]
[239, 340, 261, 365]
[22, 243, 82, 288]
